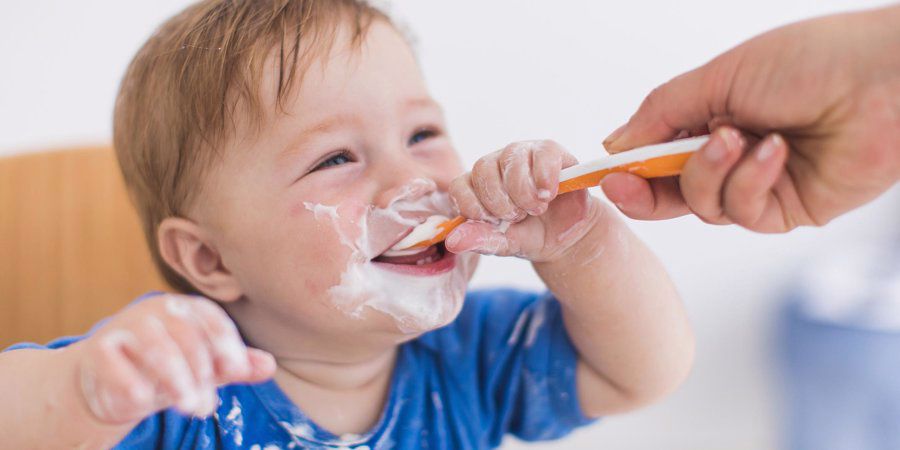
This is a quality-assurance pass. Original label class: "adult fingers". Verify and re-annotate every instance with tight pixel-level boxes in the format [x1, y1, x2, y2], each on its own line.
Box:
[722, 133, 790, 230]
[601, 174, 690, 220]
[678, 127, 746, 225]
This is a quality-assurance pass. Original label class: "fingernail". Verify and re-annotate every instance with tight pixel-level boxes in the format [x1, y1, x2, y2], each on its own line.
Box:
[538, 189, 552, 201]
[507, 210, 526, 222]
[756, 134, 782, 162]
[603, 123, 628, 147]
[719, 126, 745, 151]
[528, 204, 547, 216]
[445, 230, 461, 248]
[703, 131, 729, 163]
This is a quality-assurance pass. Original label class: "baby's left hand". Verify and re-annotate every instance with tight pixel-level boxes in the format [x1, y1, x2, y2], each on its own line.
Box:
[445, 140, 603, 262]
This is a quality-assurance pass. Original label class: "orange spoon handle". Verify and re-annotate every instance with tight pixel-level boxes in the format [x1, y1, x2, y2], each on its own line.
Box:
[408, 135, 710, 249]
[557, 151, 692, 194]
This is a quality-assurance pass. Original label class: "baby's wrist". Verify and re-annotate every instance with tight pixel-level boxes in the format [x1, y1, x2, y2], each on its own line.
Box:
[535, 199, 619, 269]
[63, 343, 105, 424]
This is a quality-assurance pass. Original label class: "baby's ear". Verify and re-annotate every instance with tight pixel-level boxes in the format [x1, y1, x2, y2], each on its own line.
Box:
[157, 217, 243, 302]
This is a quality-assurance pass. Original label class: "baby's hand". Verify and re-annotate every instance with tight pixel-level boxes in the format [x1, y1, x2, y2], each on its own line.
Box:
[446, 140, 603, 262]
[73, 294, 275, 425]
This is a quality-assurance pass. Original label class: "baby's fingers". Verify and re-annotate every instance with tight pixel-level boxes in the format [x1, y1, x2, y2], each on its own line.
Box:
[160, 297, 219, 415]
[241, 348, 277, 384]
[124, 316, 202, 414]
[445, 221, 517, 256]
[80, 331, 155, 424]
[449, 174, 498, 224]
[497, 142, 549, 216]
[472, 150, 526, 222]
[189, 298, 253, 382]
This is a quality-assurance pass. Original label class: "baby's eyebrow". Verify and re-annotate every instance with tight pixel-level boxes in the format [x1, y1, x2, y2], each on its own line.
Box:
[276, 113, 359, 164]
[402, 97, 442, 113]
[297, 113, 357, 139]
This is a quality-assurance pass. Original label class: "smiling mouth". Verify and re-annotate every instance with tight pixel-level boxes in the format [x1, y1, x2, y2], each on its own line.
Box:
[371, 241, 456, 276]
[373, 242, 447, 265]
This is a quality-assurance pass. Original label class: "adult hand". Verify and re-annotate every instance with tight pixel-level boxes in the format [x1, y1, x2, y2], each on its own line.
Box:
[601, 5, 900, 232]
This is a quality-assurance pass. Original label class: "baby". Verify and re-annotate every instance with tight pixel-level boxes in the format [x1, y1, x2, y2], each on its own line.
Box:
[0, 1, 694, 448]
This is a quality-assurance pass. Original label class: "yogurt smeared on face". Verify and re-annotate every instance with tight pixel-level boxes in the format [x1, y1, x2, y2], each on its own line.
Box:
[304, 179, 474, 334]
[380, 215, 449, 257]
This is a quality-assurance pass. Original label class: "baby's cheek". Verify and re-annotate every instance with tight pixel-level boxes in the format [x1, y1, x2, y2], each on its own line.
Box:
[428, 149, 465, 188]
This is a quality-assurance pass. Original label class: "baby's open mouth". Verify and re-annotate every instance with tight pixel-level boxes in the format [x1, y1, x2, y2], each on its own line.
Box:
[372, 242, 456, 276]
[374, 242, 447, 265]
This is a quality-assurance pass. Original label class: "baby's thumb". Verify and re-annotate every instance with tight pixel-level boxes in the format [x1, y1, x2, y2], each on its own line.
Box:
[604, 62, 722, 153]
[445, 221, 513, 256]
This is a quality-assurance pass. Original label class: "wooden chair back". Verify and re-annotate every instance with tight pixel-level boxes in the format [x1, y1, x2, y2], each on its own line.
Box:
[0, 147, 168, 348]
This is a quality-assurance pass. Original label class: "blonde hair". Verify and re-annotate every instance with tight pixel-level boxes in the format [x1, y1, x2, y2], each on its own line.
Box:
[113, 0, 388, 293]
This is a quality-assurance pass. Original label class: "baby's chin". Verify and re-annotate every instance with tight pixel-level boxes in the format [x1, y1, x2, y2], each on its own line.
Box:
[327, 252, 476, 336]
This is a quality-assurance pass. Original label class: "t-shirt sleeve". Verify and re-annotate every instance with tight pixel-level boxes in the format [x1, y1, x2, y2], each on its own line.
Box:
[428, 288, 597, 444]
[3, 334, 87, 352]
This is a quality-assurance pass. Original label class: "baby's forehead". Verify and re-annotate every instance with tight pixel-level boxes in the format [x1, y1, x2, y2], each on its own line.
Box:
[233, 20, 415, 135]
[242, 24, 430, 139]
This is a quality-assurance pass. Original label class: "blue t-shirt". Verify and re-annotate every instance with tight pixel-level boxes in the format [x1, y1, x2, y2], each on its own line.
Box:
[4, 289, 595, 449]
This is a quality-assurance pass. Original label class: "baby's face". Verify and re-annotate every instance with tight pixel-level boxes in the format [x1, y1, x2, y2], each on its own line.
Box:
[194, 21, 477, 348]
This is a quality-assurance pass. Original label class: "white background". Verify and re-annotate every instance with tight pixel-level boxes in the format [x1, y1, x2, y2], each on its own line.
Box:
[2, 1, 898, 449]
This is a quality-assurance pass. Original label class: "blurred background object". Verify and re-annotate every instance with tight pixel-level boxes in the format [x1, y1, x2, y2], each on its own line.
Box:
[0, 148, 168, 348]
[1, 1, 898, 448]
[778, 232, 900, 450]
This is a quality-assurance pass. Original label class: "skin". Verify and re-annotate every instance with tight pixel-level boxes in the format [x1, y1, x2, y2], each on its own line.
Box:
[445, 138, 696, 415]
[0, 19, 693, 447]
[601, 5, 900, 232]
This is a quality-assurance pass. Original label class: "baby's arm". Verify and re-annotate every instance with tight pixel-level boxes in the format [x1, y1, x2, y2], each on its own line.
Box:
[0, 294, 275, 448]
[446, 140, 694, 417]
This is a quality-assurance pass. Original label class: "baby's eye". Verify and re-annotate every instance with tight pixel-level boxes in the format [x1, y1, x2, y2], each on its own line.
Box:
[408, 128, 438, 146]
[311, 151, 354, 172]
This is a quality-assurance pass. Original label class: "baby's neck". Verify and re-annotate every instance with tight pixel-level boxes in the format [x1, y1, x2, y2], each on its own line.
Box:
[273, 348, 398, 436]
[276, 347, 397, 391]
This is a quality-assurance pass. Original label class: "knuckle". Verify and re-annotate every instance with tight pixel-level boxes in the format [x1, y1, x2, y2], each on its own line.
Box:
[448, 175, 468, 194]
[472, 157, 493, 176]
[645, 85, 666, 106]
[470, 171, 491, 197]
[724, 201, 756, 228]
[457, 199, 481, 219]
[510, 188, 541, 211]
[115, 378, 151, 405]
[193, 298, 232, 331]
[537, 139, 562, 151]
[499, 151, 518, 173]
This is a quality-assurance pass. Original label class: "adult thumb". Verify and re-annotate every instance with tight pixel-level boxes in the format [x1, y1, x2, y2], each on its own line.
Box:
[603, 57, 730, 153]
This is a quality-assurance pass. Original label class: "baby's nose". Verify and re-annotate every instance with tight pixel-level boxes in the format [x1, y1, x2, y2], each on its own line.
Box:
[374, 177, 437, 210]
